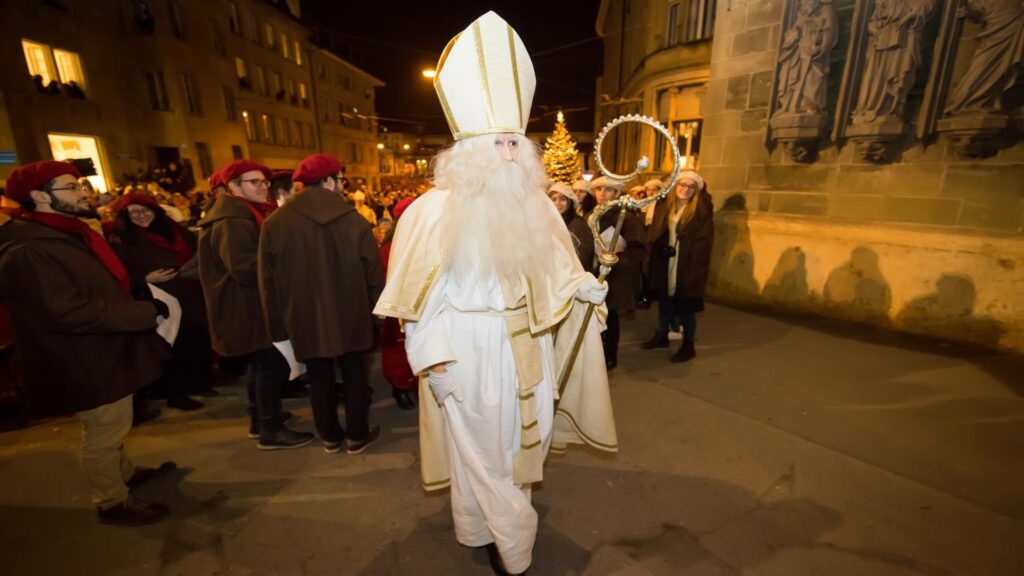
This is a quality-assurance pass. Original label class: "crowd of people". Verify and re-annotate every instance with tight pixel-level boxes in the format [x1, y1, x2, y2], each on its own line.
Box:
[0, 10, 714, 575]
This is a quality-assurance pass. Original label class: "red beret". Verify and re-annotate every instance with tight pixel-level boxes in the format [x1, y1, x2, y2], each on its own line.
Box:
[218, 160, 272, 184]
[120, 193, 163, 212]
[292, 154, 342, 184]
[270, 169, 293, 181]
[207, 168, 225, 190]
[4, 160, 82, 204]
[392, 198, 415, 221]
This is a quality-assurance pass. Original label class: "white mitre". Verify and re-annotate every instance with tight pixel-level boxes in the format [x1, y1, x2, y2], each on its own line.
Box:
[434, 11, 535, 140]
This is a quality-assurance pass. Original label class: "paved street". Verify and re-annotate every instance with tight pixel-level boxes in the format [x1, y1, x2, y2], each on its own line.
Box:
[0, 303, 1021, 576]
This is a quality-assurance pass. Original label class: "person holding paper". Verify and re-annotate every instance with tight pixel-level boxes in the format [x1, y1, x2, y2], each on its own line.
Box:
[0, 160, 176, 526]
[259, 153, 385, 455]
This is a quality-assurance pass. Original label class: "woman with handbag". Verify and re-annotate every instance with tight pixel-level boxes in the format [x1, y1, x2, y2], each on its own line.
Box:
[642, 171, 714, 362]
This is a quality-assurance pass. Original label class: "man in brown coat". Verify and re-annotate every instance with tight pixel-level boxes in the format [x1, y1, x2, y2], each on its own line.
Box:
[197, 159, 312, 450]
[259, 154, 384, 454]
[0, 160, 176, 526]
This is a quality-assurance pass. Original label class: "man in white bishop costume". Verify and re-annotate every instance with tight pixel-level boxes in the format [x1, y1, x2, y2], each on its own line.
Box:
[373, 11, 619, 575]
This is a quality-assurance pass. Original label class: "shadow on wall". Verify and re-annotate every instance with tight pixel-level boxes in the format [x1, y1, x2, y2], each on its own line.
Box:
[762, 246, 812, 305]
[823, 247, 892, 324]
[897, 274, 1005, 349]
[710, 194, 759, 296]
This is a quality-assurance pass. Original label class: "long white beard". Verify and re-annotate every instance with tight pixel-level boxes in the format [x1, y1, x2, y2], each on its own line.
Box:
[433, 135, 562, 286]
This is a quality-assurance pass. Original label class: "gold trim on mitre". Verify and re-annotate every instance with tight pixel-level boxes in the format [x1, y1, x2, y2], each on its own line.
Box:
[433, 11, 535, 141]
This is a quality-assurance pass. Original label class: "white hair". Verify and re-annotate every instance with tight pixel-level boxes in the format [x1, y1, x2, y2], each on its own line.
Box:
[432, 134, 564, 285]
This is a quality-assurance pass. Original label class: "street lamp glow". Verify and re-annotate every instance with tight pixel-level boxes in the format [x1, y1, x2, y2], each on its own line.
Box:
[377, 143, 384, 149]
[403, 144, 410, 150]
[422, 69, 436, 79]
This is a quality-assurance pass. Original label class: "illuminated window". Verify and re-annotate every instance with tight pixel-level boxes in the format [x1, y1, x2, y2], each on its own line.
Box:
[242, 110, 255, 141]
[23, 40, 87, 93]
[275, 117, 286, 146]
[47, 133, 108, 192]
[22, 40, 55, 85]
[264, 23, 275, 47]
[299, 82, 308, 106]
[293, 40, 302, 65]
[53, 49, 85, 88]
[280, 33, 290, 59]
[286, 77, 297, 105]
[234, 57, 249, 89]
[270, 71, 282, 97]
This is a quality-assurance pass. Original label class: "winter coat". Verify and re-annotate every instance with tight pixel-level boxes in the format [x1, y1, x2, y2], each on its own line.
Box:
[594, 207, 646, 311]
[197, 195, 270, 357]
[258, 187, 385, 362]
[0, 218, 168, 415]
[111, 225, 207, 328]
[646, 190, 714, 299]
[565, 213, 595, 272]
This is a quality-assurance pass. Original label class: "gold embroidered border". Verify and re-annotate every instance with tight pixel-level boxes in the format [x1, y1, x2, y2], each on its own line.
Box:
[422, 477, 451, 490]
[454, 126, 525, 140]
[521, 419, 538, 431]
[375, 254, 443, 317]
[519, 391, 535, 401]
[521, 439, 542, 450]
[435, 81, 460, 137]
[507, 24, 523, 126]
[472, 21, 495, 128]
[555, 408, 618, 451]
[524, 276, 574, 329]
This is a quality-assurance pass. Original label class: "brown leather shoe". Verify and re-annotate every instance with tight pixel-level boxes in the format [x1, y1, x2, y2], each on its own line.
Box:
[97, 498, 170, 526]
[126, 461, 177, 491]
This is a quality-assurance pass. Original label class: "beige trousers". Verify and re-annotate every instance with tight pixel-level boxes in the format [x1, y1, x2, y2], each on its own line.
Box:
[77, 395, 135, 509]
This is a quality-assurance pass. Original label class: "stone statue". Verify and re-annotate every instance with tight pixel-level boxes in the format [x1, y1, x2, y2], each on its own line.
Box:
[769, 0, 840, 162]
[944, 0, 1024, 115]
[853, 0, 939, 123]
[775, 0, 840, 115]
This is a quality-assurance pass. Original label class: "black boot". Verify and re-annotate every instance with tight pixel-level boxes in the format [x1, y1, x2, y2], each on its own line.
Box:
[670, 340, 696, 363]
[257, 419, 314, 450]
[393, 389, 417, 410]
[641, 329, 670, 349]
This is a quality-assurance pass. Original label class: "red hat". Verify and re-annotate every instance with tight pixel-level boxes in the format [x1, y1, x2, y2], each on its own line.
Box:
[218, 160, 272, 185]
[207, 168, 225, 190]
[392, 198, 415, 221]
[292, 154, 342, 185]
[4, 160, 82, 204]
[120, 193, 163, 212]
[270, 169, 293, 182]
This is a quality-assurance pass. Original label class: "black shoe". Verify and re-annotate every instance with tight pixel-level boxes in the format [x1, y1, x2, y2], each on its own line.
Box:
[167, 395, 204, 411]
[257, 426, 314, 450]
[281, 381, 309, 399]
[605, 359, 617, 371]
[641, 329, 670, 350]
[670, 340, 697, 363]
[126, 461, 177, 491]
[346, 425, 381, 454]
[393, 389, 417, 410]
[97, 498, 170, 526]
[248, 411, 293, 439]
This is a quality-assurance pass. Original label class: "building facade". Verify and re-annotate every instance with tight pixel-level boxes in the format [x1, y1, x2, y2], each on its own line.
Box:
[699, 0, 1024, 352]
[596, 0, 715, 175]
[0, 0, 380, 190]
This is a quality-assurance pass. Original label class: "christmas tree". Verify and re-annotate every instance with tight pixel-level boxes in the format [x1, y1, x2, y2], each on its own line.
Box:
[542, 111, 580, 184]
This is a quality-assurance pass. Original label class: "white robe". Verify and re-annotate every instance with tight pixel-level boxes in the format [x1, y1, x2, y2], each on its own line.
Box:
[404, 269, 555, 574]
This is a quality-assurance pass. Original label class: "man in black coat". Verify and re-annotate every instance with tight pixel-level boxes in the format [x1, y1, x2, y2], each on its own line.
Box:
[0, 161, 175, 526]
[259, 154, 385, 454]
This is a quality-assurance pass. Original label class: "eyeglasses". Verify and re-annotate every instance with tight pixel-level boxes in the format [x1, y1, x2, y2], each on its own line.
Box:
[238, 178, 270, 187]
[48, 183, 86, 194]
[127, 207, 154, 217]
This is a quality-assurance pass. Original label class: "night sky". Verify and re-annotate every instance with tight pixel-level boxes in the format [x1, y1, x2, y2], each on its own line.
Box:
[301, 0, 604, 135]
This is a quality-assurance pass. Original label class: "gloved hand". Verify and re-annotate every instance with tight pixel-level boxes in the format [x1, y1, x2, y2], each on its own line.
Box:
[575, 276, 609, 305]
[427, 369, 461, 404]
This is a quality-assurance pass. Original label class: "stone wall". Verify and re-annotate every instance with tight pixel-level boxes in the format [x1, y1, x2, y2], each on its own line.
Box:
[700, 0, 1024, 352]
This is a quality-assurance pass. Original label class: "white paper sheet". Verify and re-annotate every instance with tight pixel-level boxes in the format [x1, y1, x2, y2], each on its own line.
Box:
[272, 340, 307, 380]
[147, 282, 181, 345]
[598, 226, 627, 254]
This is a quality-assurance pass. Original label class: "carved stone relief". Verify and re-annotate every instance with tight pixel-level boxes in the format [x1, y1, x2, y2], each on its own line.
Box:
[843, 0, 939, 162]
[768, 0, 840, 162]
[937, 0, 1024, 157]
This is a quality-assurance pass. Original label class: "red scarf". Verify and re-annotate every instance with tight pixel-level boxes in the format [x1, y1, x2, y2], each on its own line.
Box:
[23, 211, 132, 295]
[230, 196, 277, 228]
[139, 225, 193, 268]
